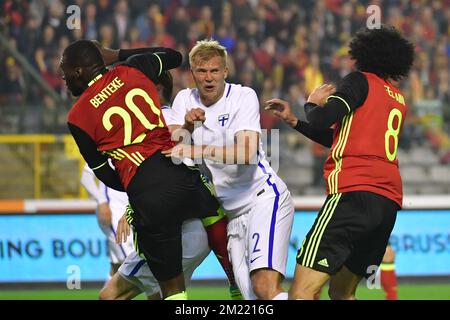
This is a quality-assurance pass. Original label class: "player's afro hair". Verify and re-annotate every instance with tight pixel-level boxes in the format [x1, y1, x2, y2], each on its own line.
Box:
[349, 26, 415, 81]
[63, 40, 104, 68]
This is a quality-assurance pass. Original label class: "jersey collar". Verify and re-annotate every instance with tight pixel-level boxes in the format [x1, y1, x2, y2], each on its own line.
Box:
[88, 74, 103, 87]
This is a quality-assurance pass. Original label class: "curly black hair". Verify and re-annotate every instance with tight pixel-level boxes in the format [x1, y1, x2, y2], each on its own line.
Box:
[348, 25, 415, 81]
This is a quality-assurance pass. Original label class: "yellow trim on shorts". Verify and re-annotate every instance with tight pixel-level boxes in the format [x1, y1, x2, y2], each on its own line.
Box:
[301, 193, 342, 268]
[164, 291, 187, 300]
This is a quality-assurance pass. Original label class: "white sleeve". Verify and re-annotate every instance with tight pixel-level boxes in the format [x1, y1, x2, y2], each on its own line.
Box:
[170, 90, 188, 126]
[97, 181, 109, 205]
[161, 105, 173, 125]
[80, 163, 108, 204]
[232, 88, 262, 135]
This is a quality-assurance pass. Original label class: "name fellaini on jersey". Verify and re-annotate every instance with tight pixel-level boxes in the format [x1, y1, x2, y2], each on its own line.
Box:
[384, 84, 405, 106]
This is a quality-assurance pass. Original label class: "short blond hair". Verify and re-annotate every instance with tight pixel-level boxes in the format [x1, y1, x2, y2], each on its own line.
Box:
[189, 39, 227, 68]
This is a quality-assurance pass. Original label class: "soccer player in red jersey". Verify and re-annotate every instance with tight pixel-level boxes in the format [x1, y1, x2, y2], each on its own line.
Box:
[61, 40, 219, 300]
[266, 26, 414, 299]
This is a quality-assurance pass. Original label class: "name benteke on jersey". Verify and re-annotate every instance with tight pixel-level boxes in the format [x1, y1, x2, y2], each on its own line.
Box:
[90, 76, 125, 108]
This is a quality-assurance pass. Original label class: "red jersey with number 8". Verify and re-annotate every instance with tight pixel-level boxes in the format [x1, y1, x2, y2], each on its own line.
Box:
[68, 65, 174, 188]
[323, 72, 407, 207]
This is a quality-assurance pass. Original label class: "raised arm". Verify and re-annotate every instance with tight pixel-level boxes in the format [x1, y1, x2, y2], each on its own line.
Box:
[305, 72, 369, 129]
[265, 98, 334, 148]
[91, 40, 182, 83]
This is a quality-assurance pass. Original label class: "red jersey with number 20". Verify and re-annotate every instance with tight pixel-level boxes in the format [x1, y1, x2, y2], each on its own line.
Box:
[323, 72, 407, 207]
[68, 65, 174, 188]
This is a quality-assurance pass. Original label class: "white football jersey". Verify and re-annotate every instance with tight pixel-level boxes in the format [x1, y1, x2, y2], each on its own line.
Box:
[81, 162, 128, 208]
[160, 104, 172, 124]
[170, 83, 287, 219]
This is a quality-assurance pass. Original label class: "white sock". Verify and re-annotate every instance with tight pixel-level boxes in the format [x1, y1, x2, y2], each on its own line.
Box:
[272, 292, 288, 300]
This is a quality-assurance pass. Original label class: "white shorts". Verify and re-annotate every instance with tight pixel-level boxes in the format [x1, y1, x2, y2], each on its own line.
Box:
[118, 219, 210, 297]
[227, 188, 294, 300]
[99, 201, 134, 265]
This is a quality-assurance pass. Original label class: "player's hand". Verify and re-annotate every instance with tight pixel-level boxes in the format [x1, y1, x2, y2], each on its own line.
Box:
[307, 84, 336, 106]
[97, 202, 112, 229]
[91, 40, 119, 66]
[116, 213, 131, 244]
[265, 98, 298, 127]
[183, 108, 206, 133]
[162, 144, 204, 160]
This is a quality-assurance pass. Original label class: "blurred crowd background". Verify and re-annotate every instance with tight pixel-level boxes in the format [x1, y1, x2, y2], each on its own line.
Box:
[0, 0, 449, 197]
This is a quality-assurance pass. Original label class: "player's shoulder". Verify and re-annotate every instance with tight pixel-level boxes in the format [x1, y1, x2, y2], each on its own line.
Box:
[341, 71, 367, 84]
[110, 63, 148, 82]
[226, 84, 258, 109]
[227, 83, 257, 97]
[113, 62, 137, 72]
[174, 87, 197, 99]
[67, 97, 85, 123]
[180, 87, 196, 95]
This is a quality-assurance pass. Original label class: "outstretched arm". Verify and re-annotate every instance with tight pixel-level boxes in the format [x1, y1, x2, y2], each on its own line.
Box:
[92, 40, 181, 67]
[91, 40, 182, 83]
[304, 72, 369, 129]
[265, 98, 334, 148]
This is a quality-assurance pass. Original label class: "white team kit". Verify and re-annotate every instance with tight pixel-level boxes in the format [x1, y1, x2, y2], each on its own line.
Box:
[81, 164, 134, 264]
[170, 83, 295, 299]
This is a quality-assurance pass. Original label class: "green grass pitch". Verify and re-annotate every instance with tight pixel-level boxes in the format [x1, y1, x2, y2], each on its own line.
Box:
[0, 284, 449, 300]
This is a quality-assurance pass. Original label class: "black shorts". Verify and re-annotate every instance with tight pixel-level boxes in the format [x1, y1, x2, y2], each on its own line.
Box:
[296, 191, 398, 278]
[126, 151, 220, 281]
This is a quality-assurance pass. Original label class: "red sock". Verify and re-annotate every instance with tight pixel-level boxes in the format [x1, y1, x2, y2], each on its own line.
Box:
[380, 263, 398, 300]
[204, 218, 237, 287]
